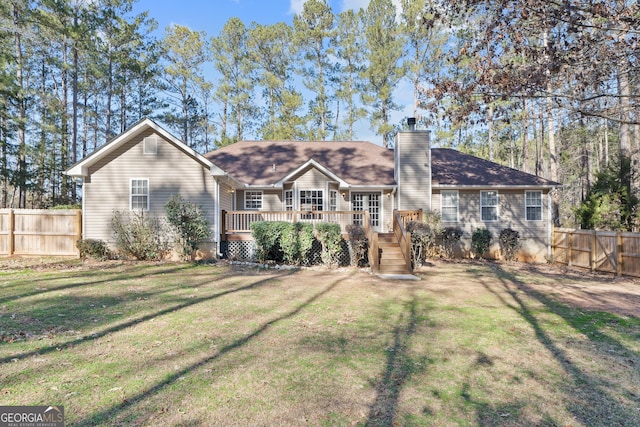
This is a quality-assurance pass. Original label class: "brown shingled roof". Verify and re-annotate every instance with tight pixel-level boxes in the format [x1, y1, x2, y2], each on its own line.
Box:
[204, 140, 395, 186]
[431, 148, 560, 187]
[204, 141, 559, 189]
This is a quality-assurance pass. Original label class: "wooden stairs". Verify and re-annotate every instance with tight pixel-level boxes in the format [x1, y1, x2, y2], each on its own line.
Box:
[377, 233, 412, 275]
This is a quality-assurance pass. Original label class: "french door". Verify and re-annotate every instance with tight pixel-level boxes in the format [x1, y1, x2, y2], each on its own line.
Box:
[352, 192, 381, 230]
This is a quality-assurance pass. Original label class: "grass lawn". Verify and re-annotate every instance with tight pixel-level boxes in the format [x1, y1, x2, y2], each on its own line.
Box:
[1, 258, 639, 426]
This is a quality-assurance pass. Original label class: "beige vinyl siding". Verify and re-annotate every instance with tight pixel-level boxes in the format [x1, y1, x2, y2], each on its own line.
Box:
[235, 191, 243, 210]
[395, 131, 431, 211]
[263, 190, 282, 210]
[432, 188, 550, 261]
[83, 129, 216, 244]
[292, 167, 331, 189]
[219, 182, 234, 212]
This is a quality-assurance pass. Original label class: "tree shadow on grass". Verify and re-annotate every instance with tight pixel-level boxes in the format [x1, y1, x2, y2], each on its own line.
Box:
[480, 263, 640, 426]
[0, 263, 195, 305]
[73, 276, 345, 426]
[0, 269, 297, 365]
[365, 296, 433, 427]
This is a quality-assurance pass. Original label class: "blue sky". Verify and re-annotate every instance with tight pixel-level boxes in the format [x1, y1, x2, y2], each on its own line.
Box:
[130, 0, 412, 144]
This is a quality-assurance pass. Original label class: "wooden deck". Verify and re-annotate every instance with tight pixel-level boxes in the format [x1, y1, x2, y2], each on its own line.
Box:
[221, 210, 368, 238]
[221, 209, 422, 274]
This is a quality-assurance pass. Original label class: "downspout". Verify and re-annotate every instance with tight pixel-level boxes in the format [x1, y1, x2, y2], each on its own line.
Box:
[547, 189, 553, 260]
[81, 177, 86, 238]
[391, 187, 396, 214]
[214, 177, 221, 258]
[427, 145, 432, 211]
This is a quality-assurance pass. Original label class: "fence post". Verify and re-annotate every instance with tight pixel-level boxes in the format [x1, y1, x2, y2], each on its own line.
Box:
[591, 230, 596, 272]
[8, 209, 14, 256]
[75, 210, 82, 257]
[550, 225, 555, 261]
[568, 230, 573, 267]
[617, 232, 623, 277]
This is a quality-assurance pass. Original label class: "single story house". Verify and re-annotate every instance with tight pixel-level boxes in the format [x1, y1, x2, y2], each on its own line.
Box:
[66, 118, 560, 268]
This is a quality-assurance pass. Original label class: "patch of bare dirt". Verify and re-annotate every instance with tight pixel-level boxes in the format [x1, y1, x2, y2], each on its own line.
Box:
[501, 261, 640, 318]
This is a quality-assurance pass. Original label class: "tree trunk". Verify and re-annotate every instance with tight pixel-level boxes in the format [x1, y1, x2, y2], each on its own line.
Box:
[13, 4, 27, 208]
[71, 27, 79, 202]
[487, 102, 494, 161]
[61, 40, 70, 205]
[521, 99, 529, 173]
[1, 109, 7, 208]
[106, 53, 113, 140]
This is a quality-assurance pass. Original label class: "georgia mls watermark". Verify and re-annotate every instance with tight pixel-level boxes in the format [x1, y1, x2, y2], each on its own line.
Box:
[0, 406, 64, 427]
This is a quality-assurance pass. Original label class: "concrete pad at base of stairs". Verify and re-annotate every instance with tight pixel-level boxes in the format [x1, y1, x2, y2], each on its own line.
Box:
[376, 273, 420, 281]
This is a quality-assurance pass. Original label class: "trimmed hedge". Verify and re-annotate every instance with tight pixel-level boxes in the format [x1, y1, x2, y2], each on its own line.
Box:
[281, 222, 314, 265]
[251, 221, 345, 267]
[313, 223, 343, 268]
[76, 239, 111, 260]
[471, 228, 492, 259]
[250, 221, 289, 263]
[499, 228, 520, 261]
[442, 227, 463, 259]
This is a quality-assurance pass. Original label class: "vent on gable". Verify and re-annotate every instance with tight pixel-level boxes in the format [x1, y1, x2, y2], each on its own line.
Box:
[143, 136, 158, 155]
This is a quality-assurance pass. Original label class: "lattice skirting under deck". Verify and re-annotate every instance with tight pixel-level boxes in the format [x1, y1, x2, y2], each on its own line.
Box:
[221, 239, 355, 266]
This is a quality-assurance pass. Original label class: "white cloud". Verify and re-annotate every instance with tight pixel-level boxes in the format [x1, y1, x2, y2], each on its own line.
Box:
[289, 0, 307, 14]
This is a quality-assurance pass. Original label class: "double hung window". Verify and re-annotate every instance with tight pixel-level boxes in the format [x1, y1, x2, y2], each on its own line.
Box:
[245, 191, 263, 210]
[480, 191, 499, 221]
[525, 191, 543, 221]
[131, 179, 149, 210]
[441, 191, 459, 222]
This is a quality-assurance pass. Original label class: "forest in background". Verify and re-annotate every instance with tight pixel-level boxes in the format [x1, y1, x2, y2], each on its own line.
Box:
[0, 0, 638, 230]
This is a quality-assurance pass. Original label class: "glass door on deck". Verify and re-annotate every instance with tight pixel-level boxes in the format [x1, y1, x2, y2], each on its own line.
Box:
[352, 193, 381, 231]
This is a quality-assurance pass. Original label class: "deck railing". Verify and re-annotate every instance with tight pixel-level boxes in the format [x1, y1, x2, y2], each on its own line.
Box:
[222, 210, 367, 235]
[393, 209, 413, 272]
[397, 209, 423, 227]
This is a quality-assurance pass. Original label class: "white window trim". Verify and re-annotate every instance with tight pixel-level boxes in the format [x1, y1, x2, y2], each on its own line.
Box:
[298, 189, 324, 212]
[244, 190, 263, 210]
[480, 190, 499, 222]
[284, 189, 294, 211]
[440, 190, 459, 222]
[143, 136, 158, 155]
[351, 192, 382, 228]
[329, 189, 338, 211]
[525, 190, 543, 222]
[130, 178, 149, 211]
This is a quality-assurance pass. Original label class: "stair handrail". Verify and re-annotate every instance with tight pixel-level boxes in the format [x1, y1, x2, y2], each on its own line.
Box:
[393, 209, 412, 272]
[364, 211, 379, 272]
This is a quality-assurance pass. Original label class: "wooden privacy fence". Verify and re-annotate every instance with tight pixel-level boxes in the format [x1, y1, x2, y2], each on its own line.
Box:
[553, 228, 640, 278]
[0, 209, 82, 257]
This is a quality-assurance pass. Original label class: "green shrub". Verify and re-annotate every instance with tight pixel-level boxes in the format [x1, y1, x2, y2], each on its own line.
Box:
[111, 210, 170, 260]
[471, 228, 492, 259]
[422, 211, 443, 257]
[76, 239, 111, 260]
[407, 213, 441, 266]
[441, 227, 463, 258]
[250, 221, 289, 263]
[281, 222, 314, 265]
[499, 228, 521, 261]
[313, 223, 343, 267]
[346, 224, 368, 267]
[165, 195, 211, 260]
[52, 204, 81, 210]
